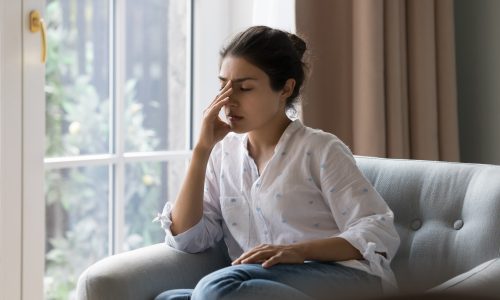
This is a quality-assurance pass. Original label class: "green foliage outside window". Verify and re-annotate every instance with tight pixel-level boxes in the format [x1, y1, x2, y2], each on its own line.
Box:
[44, 1, 165, 299]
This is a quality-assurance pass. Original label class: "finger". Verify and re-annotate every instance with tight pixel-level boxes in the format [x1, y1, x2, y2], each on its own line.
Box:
[205, 97, 230, 119]
[241, 250, 274, 264]
[204, 82, 232, 113]
[210, 83, 232, 104]
[206, 87, 233, 115]
[205, 95, 230, 115]
[232, 250, 255, 265]
[212, 80, 233, 104]
[262, 254, 281, 268]
[215, 86, 233, 104]
[234, 244, 268, 260]
[224, 79, 232, 90]
[221, 79, 232, 91]
[232, 248, 260, 265]
[254, 243, 269, 249]
[232, 244, 271, 265]
[247, 244, 269, 252]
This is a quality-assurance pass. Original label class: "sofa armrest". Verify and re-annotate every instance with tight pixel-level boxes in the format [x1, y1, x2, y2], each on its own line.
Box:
[428, 258, 500, 299]
[76, 241, 231, 300]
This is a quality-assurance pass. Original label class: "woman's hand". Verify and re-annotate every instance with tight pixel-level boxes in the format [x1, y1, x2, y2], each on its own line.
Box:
[195, 80, 233, 151]
[231, 243, 306, 268]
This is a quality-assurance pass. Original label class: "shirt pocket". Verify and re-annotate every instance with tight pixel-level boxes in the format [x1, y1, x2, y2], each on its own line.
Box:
[220, 196, 251, 249]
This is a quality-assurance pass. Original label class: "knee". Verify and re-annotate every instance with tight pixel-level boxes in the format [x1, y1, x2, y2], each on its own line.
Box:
[192, 266, 253, 300]
[155, 289, 192, 300]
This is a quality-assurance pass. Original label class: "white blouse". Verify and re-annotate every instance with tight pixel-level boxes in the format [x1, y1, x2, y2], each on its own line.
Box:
[154, 118, 400, 292]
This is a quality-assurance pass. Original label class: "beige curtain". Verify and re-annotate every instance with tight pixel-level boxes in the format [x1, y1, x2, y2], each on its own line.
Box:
[296, 0, 460, 161]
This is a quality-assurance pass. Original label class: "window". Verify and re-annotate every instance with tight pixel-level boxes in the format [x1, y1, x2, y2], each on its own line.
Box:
[43, 0, 191, 298]
[42, 0, 295, 298]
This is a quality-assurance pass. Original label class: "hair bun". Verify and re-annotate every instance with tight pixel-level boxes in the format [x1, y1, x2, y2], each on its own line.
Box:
[288, 33, 307, 59]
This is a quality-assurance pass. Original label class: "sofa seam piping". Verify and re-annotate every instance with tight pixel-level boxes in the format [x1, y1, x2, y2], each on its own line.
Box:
[441, 258, 499, 291]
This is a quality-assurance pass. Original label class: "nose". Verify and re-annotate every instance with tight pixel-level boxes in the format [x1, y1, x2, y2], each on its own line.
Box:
[224, 97, 238, 116]
[226, 95, 238, 107]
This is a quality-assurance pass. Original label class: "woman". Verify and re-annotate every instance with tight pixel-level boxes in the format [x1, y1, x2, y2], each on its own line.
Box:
[154, 25, 400, 300]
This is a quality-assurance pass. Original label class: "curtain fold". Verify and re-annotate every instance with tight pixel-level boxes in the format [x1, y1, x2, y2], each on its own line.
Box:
[296, 0, 459, 161]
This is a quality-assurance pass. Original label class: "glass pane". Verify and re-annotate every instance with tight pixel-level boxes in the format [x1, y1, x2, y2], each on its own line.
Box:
[124, 0, 187, 152]
[45, 0, 110, 158]
[124, 160, 187, 251]
[44, 165, 109, 300]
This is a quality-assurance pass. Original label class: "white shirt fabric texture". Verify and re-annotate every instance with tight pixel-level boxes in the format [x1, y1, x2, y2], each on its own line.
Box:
[154, 118, 400, 293]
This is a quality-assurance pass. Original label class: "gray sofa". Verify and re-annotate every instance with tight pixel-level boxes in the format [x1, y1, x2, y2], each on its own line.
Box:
[77, 156, 500, 299]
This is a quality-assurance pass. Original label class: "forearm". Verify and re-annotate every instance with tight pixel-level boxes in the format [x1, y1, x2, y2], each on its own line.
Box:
[170, 146, 212, 235]
[295, 237, 363, 262]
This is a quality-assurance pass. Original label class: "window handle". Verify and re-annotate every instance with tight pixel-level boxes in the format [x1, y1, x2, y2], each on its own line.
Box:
[29, 10, 47, 63]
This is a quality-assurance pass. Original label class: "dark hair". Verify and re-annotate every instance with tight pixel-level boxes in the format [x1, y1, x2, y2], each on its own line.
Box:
[219, 26, 309, 116]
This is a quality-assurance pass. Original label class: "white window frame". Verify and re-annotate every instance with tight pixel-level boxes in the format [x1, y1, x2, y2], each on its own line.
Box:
[0, 1, 295, 298]
[42, 0, 195, 255]
[1, 0, 46, 298]
[0, 0, 23, 298]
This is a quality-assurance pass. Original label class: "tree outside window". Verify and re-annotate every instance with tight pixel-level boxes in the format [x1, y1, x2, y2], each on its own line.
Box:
[44, 0, 188, 299]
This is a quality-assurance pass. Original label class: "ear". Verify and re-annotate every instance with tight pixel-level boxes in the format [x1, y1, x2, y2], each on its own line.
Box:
[280, 78, 296, 101]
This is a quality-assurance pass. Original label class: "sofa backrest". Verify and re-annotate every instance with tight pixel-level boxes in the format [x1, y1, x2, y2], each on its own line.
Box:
[355, 156, 500, 293]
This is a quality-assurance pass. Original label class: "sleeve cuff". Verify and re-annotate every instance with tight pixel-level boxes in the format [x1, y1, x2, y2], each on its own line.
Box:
[152, 201, 174, 231]
[337, 226, 390, 259]
[337, 231, 398, 288]
[153, 201, 205, 250]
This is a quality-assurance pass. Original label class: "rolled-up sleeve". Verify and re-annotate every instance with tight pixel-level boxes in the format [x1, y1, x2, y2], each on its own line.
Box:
[153, 149, 224, 253]
[319, 139, 400, 284]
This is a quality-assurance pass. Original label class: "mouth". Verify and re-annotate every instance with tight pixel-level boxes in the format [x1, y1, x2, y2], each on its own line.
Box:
[227, 115, 244, 122]
[227, 115, 243, 123]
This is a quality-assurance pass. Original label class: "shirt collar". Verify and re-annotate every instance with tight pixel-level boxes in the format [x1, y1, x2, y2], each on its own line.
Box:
[240, 118, 303, 155]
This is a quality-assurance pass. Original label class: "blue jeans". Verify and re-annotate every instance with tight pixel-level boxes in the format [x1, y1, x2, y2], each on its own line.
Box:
[155, 261, 382, 300]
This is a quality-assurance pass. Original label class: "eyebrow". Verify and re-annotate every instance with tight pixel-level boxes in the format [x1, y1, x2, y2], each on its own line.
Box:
[218, 76, 258, 83]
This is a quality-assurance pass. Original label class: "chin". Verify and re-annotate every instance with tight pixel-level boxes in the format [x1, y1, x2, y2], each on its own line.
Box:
[230, 127, 248, 134]
[229, 122, 252, 134]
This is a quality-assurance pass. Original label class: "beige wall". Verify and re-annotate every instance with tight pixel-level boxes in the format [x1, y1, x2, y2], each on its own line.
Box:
[455, 0, 500, 164]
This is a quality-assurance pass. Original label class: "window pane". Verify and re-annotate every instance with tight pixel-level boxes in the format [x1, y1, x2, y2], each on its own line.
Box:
[124, 0, 187, 152]
[44, 165, 109, 300]
[45, 0, 110, 158]
[124, 160, 187, 251]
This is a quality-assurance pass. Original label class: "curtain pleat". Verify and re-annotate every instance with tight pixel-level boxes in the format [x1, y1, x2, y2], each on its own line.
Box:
[296, 0, 460, 161]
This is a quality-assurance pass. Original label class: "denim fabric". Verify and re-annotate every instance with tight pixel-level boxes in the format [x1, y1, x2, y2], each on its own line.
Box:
[155, 261, 382, 300]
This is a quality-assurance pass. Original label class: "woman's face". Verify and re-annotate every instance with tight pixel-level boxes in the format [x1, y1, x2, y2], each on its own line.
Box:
[219, 56, 288, 134]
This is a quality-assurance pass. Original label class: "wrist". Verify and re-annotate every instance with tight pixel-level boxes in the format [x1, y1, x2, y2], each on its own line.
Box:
[193, 144, 213, 156]
[291, 242, 309, 261]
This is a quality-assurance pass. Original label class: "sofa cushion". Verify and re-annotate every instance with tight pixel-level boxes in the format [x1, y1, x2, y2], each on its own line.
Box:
[428, 257, 500, 298]
[354, 156, 500, 293]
